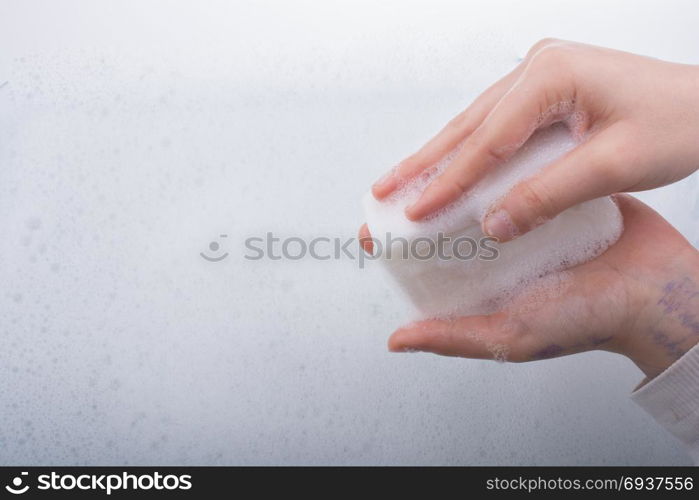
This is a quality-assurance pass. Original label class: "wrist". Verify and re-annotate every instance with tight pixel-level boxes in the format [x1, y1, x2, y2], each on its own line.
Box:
[620, 249, 699, 380]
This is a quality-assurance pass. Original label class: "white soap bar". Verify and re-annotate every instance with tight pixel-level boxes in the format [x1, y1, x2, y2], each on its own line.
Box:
[363, 124, 623, 319]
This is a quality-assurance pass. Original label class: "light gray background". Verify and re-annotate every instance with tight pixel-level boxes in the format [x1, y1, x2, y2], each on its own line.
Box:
[0, 0, 698, 465]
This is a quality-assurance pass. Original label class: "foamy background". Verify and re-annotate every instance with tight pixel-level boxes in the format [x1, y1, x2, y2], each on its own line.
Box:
[0, 0, 697, 465]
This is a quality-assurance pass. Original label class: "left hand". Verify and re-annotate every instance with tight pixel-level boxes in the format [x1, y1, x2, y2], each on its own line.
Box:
[365, 195, 699, 380]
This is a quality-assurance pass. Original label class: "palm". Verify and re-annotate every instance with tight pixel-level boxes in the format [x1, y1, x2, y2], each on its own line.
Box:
[384, 195, 698, 366]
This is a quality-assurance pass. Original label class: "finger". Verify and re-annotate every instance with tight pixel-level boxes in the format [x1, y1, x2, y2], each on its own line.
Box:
[482, 126, 631, 242]
[358, 223, 373, 254]
[373, 38, 565, 200]
[405, 54, 576, 221]
[388, 313, 524, 360]
[371, 64, 526, 200]
[387, 307, 578, 362]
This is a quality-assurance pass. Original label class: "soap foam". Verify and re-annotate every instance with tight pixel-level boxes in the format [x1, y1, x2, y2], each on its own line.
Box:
[363, 124, 623, 319]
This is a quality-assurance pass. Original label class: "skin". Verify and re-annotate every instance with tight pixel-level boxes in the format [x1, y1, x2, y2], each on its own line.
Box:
[363, 195, 699, 379]
[370, 39, 699, 242]
[359, 40, 699, 378]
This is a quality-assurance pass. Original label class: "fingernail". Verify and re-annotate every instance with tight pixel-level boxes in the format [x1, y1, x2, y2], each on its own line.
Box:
[483, 209, 518, 242]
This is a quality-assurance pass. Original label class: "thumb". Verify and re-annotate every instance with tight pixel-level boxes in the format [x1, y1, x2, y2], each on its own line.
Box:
[482, 128, 629, 242]
[388, 313, 520, 360]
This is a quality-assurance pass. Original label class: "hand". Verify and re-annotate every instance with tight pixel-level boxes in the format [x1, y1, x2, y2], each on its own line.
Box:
[371, 39, 699, 242]
[384, 195, 699, 380]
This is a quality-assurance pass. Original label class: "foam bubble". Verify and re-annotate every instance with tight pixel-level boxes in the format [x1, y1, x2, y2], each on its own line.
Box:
[363, 124, 623, 319]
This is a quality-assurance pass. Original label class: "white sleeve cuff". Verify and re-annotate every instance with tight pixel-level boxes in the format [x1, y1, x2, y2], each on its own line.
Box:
[631, 342, 699, 464]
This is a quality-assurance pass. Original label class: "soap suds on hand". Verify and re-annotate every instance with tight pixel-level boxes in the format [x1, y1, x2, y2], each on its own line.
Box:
[362, 124, 624, 319]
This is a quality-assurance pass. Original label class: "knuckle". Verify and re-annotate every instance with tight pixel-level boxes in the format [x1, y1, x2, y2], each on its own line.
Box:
[469, 134, 509, 165]
[528, 43, 573, 71]
[528, 37, 560, 57]
[446, 110, 477, 135]
[533, 45, 563, 65]
[438, 172, 469, 198]
[447, 110, 468, 129]
[515, 176, 558, 220]
[482, 144, 509, 164]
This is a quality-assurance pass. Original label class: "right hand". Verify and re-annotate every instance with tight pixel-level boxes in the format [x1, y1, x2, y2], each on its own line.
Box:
[371, 39, 699, 243]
